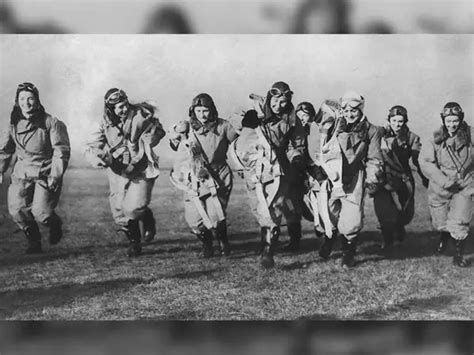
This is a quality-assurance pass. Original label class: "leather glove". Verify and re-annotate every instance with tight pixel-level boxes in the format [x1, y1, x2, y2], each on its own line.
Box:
[242, 110, 259, 129]
[366, 182, 379, 197]
[47, 176, 61, 192]
[444, 177, 461, 192]
[308, 165, 328, 183]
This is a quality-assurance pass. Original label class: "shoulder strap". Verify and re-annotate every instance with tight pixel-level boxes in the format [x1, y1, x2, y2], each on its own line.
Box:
[190, 130, 212, 167]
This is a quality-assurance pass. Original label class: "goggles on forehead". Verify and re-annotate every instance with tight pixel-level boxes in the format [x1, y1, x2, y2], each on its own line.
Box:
[269, 87, 293, 99]
[341, 94, 364, 109]
[341, 100, 363, 109]
[388, 106, 407, 117]
[441, 106, 463, 117]
[192, 98, 212, 108]
[105, 89, 128, 105]
[17, 82, 37, 91]
[296, 103, 314, 115]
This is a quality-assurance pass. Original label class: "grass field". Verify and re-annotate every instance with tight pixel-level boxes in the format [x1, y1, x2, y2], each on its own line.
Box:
[0, 168, 472, 320]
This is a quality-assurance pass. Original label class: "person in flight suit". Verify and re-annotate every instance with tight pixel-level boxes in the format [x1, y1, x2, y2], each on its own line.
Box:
[373, 105, 429, 252]
[317, 91, 384, 267]
[420, 102, 473, 267]
[85, 88, 165, 257]
[283, 101, 328, 252]
[169, 93, 238, 258]
[0, 82, 70, 253]
[237, 81, 307, 268]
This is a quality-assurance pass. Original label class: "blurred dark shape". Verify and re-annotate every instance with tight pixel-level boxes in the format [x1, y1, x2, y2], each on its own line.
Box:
[406, 321, 474, 354]
[288, 320, 312, 355]
[0, 1, 68, 34]
[417, 15, 452, 33]
[0, 1, 19, 33]
[359, 21, 394, 34]
[1, 321, 473, 353]
[290, 0, 351, 34]
[18, 23, 68, 34]
[143, 4, 193, 34]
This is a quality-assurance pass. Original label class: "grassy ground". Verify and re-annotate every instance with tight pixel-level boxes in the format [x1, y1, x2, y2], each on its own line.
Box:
[0, 168, 472, 320]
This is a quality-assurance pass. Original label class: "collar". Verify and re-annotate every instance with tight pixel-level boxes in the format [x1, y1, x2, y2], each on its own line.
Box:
[338, 115, 368, 134]
[19, 113, 47, 130]
[262, 100, 295, 126]
[190, 117, 217, 135]
[384, 124, 410, 144]
[434, 121, 470, 150]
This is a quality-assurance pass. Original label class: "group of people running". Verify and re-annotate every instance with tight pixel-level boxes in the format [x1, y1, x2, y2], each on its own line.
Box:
[0, 81, 472, 269]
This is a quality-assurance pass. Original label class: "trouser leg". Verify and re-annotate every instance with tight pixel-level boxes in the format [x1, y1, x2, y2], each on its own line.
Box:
[8, 177, 43, 253]
[7, 177, 35, 229]
[31, 180, 63, 245]
[107, 170, 129, 227]
[373, 188, 398, 249]
[319, 195, 341, 260]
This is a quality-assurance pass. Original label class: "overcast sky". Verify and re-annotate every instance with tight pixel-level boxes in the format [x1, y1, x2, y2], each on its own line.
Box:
[0, 35, 472, 166]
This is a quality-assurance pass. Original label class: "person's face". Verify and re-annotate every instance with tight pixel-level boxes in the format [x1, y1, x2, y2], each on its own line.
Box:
[194, 106, 211, 122]
[343, 106, 362, 123]
[18, 91, 38, 117]
[444, 115, 461, 136]
[113, 101, 129, 119]
[389, 115, 406, 134]
[297, 110, 312, 126]
[270, 95, 290, 115]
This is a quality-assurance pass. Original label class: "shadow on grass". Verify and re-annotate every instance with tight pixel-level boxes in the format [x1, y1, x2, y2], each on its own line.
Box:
[279, 255, 338, 271]
[357, 230, 474, 262]
[146, 230, 261, 247]
[280, 261, 314, 271]
[229, 233, 323, 259]
[355, 255, 386, 266]
[169, 268, 222, 280]
[0, 244, 122, 268]
[228, 238, 261, 259]
[0, 277, 146, 319]
[352, 294, 461, 320]
[141, 246, 187, 256]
